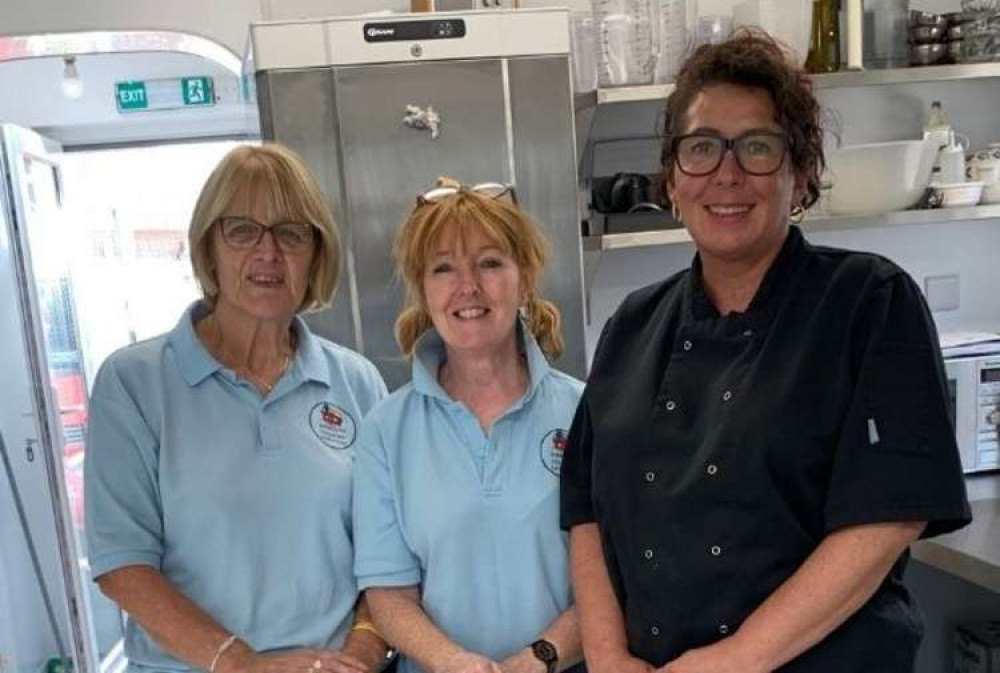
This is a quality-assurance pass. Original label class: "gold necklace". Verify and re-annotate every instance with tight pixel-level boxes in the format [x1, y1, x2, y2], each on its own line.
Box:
[200, 314, 294, 394]
[236, 352, 291, 394]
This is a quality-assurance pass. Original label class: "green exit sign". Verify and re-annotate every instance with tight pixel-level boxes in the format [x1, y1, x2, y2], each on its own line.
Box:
[181, 77, 213, 106]
[116, 81, 148, 111]
[115, 77, 216, 113]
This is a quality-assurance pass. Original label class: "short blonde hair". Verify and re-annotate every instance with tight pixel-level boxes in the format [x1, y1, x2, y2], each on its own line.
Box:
[188, 144, 340, 313]
[393, 179, 564, 361]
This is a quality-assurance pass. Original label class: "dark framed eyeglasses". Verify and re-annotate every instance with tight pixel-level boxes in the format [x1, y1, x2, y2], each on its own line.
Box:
[215, 216, 316, 252]
[416, 182, 518, 206]
[672, 131, 790, 177]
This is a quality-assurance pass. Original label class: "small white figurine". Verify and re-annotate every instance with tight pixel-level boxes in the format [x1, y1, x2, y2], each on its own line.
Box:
[403, 104, 441, 139]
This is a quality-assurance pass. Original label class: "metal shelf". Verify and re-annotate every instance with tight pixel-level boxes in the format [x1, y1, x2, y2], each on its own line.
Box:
[812, 62, 1000, 88]
[584, 226, 690, 251]
[574, 62, 1000, 111]
[583, 203, 1000, 252]
[574, 84, 674, 112]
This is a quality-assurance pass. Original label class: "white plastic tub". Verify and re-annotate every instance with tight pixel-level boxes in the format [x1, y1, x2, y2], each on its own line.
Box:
[826, 138, 938, 216]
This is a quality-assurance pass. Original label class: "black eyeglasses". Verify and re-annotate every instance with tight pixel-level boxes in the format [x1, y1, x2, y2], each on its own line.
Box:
[216, 216, 316, 252]
[672, 131, 789, 177]
[416, 182, 518, 206]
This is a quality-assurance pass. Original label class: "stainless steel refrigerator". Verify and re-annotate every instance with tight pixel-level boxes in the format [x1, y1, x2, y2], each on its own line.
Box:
[250, 8, 586, 388]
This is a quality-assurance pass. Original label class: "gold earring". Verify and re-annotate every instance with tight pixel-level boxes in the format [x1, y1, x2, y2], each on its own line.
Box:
[789, 204, 805, 224]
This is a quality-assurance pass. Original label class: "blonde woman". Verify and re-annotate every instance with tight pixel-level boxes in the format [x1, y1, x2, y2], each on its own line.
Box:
[353, 180, 585, 673]
[85, 145, 389, 673]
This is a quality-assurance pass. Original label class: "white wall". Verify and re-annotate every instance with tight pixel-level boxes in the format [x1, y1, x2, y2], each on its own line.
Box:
[586, 219, 1000, 358]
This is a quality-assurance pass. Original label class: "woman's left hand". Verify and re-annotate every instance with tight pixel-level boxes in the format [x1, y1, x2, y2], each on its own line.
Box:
[658, 639, 766, 673]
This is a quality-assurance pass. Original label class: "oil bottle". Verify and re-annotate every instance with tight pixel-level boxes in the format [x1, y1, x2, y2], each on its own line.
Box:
[806, 0, 840, 73]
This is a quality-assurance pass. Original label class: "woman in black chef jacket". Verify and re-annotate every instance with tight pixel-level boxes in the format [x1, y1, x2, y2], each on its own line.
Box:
[560, 30, 971, 673]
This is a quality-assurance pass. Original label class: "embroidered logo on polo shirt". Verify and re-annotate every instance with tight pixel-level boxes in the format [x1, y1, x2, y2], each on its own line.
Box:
[309, 402, 357, 450]
[540, 428, 569, 476]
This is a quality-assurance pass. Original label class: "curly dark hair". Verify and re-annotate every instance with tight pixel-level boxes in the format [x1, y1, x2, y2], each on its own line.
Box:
[660, 28, 824, 209]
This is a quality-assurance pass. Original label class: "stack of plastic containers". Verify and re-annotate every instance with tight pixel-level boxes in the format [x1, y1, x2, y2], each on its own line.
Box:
[590, 0, 687, 86]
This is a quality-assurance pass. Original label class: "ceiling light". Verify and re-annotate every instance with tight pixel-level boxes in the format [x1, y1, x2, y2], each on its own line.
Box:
[61, 56, 84, 99]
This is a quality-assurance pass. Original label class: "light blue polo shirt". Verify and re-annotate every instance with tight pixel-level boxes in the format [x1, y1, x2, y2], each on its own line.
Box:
[353, 324, 583, 672]
[85, 301, 387, 672]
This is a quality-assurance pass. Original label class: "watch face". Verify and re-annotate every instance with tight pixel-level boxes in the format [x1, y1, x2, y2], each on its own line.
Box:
[531, 639, 558, 665]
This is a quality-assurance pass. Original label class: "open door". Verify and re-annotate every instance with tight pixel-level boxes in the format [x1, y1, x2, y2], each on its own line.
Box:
[0, 124, 105, 673]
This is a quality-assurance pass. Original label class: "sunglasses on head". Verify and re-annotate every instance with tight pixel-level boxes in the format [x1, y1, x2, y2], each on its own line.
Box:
[416, 182, 519, 206]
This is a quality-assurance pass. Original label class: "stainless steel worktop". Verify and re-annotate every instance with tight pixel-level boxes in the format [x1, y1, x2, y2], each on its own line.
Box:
[912, 487, 1000, 593]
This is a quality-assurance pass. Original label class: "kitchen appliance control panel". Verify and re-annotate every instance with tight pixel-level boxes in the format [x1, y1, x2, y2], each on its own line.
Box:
[363, 19, 467, 42]
[945, 353, 1000, 473]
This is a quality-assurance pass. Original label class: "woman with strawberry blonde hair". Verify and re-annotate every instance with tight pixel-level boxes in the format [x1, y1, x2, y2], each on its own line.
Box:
[353, 179, 586, 673]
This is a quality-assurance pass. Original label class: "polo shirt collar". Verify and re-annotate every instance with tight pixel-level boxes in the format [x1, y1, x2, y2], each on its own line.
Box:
[411, 318, 551, 402]
[294, 315, 333, 386]
[168, 301, 331, 388]
[686, 225, 806, 323]
[169, 302, 221, 387]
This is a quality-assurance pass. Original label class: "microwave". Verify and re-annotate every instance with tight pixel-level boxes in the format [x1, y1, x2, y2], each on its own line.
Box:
[944, 352, 1000, 474]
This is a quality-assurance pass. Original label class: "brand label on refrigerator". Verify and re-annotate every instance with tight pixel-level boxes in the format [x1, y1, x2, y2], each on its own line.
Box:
[363, 19, 466, 42]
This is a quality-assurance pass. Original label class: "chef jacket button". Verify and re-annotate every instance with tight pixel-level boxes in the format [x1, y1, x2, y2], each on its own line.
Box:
[719, 623, 730, 635]
[644, 471, 656, 482]
[710, 545, 722, 556]
[706, 464, 718, 476]
[683, 340, 693, 351]
[743, 329, 753, 337]
[665, 400, 677, 412]
[722, 390, 733, 402]
[643, 548, 654, 560]
[651, 626, 660, 637]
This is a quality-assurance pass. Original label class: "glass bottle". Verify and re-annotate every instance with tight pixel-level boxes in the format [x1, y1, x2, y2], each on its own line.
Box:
[923, 101, 952, 147]
[806, 0, 840, 73]
[923, 101, 954, 184]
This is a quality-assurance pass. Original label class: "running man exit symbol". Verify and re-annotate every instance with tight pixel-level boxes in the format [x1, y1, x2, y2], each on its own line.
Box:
[181, 77, 214, 106]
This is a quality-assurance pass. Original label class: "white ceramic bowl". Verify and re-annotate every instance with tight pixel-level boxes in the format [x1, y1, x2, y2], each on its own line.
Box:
[934, 181, 984, 207]
[826, 138, 938, 216]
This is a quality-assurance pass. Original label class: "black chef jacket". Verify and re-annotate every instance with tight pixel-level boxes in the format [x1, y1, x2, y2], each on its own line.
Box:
[560, 226, 971, 671]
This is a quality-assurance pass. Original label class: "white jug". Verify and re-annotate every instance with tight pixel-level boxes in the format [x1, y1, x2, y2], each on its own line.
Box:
[933, 132, 969, 186]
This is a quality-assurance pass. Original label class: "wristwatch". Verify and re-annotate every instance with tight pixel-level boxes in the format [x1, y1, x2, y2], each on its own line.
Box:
[530, 639, 558, 673]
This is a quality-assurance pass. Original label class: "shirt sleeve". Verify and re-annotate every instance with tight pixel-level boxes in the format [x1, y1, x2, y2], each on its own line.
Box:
[84, 359, 164, 579]
[561, 312, 622, 531]
[352, 415, 421, 589]
[823, 271, 971, 539]
[560, 389, 596, 530]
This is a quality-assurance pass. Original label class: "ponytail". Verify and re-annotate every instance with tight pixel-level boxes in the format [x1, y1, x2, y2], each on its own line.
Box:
[395, 305, 434, 358]
[524, 296, 564, 361]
